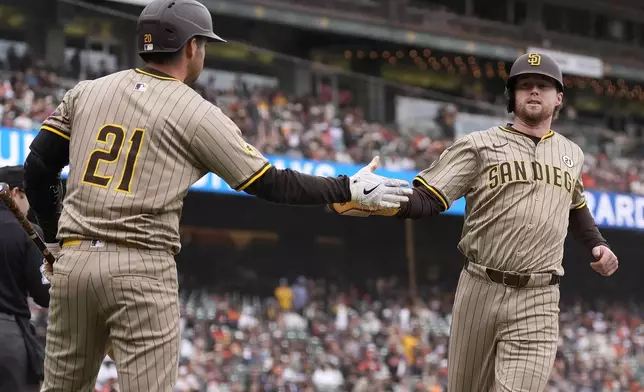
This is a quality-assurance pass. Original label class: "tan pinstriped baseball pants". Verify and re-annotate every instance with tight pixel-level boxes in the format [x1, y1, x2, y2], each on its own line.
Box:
[40, 240, 180, 392]
[447, 264, 560, 392]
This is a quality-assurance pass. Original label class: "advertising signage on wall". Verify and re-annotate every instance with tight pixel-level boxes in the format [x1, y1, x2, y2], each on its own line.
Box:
[2, 127, 643, 231]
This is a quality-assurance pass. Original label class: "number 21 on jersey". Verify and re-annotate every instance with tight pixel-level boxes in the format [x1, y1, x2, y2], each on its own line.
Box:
[82, 124, 145, 194]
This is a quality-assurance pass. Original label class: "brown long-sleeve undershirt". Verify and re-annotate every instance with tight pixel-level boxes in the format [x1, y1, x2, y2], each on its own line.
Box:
[395, 186, 444, 219]
[567, 204, 610, 251]
[243, 166, 352, 205]
[395, 186, 609, 253]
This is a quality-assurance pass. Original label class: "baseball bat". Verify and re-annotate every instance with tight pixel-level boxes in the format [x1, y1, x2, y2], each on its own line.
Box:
[0, 182, 56, 264]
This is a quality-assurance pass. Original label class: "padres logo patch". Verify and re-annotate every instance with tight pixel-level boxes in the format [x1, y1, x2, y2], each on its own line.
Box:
[243, 142, 258, 157]
[562, 155, 574, 168]
[528, 53, 541, 66]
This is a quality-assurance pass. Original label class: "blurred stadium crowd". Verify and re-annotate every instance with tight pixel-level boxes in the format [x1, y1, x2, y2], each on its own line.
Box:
[2, 45, 644, 195]
[3, 21, 644, 390]
[26, 275, 644, 392]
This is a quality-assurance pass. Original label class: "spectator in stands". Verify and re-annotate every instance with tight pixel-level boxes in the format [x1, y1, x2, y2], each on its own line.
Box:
[292, 276, 309, 314]
[434, 103, 457, 140]
[312, 362, 344, 392]
[6, 45, 20, 71]
[274, 278, 293, 312]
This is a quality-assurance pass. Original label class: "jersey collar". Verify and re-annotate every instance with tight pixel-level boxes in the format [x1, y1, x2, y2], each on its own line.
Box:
[501, 123, 555, 141]
[135, 67, 178, 81]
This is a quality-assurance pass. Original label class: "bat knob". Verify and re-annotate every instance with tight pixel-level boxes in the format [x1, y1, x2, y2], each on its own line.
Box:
[0, 182, 9, 194]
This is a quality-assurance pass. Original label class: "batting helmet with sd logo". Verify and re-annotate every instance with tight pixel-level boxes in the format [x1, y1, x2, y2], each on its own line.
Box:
[505, 52, 564, 113]
[137, 0, 226, 56]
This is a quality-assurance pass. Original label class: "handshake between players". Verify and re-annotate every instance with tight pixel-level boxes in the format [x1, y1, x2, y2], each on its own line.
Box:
[331, 156, 413, 217]
[346, 156, 413, 211]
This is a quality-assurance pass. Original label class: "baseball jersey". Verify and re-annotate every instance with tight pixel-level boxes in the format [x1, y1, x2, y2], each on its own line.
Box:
[40, 67, 270, 255]
[414, 125, 586, 275]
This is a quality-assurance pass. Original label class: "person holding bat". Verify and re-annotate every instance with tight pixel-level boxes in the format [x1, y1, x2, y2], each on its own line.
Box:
[0, 165, 49, 392]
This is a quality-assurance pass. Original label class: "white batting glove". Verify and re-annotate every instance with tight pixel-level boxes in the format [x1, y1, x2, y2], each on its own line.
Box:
[349, 156, 413, 209]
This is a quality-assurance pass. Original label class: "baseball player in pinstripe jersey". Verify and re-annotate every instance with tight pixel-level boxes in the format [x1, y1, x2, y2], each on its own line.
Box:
[342, 53, 619, 391]
[21, 1, 411, 391]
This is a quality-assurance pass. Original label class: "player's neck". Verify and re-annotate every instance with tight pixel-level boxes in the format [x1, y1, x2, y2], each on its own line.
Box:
[512, 116, 552, 138]
[144, 63, 187, 83]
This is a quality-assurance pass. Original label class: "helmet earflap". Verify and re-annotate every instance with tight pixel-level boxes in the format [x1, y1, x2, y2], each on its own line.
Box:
[504, 78, 516, 113]
[504, 86, 515, 113]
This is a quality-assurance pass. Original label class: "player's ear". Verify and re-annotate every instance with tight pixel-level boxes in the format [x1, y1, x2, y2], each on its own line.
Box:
[555, 92, 563, 106]
[186, 38, 197, 59]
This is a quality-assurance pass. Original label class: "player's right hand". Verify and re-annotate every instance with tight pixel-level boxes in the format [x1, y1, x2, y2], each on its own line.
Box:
[590, 245, 618, 276]
[349, 156, 413, 209]
[41, 242, 61, 282]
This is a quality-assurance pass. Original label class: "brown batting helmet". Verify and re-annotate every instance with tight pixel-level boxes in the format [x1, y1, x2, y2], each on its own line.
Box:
[505, 52, 564, 113]
[137, 0, 225, 56]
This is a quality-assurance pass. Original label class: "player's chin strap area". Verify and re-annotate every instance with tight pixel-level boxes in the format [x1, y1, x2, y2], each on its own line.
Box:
[463, 259, 560, 289]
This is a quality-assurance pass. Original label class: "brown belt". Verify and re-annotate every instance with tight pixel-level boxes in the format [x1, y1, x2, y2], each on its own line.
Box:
[465, 260, 560, 289]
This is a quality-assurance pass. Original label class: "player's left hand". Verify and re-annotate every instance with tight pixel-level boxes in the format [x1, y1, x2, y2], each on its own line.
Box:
[590, 245, 618, 276]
